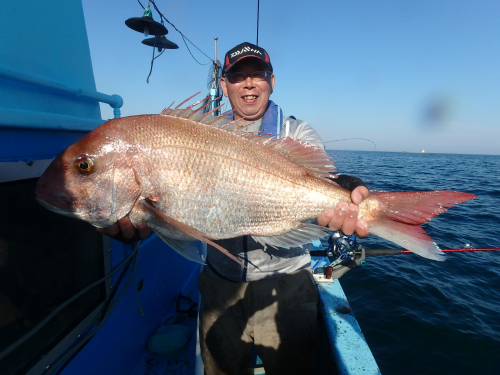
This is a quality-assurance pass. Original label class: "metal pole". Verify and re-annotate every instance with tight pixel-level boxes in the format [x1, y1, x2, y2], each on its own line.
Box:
[211, 37, 220, 116]
[256, 0, 260, 45]
[214, 36, 218, 63]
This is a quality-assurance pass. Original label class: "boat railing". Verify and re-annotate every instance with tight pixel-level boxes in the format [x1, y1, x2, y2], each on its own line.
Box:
[0, 64, 123, 130]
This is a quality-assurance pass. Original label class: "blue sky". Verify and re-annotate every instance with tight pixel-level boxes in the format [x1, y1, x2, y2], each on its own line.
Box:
[82, 0, 499, 155]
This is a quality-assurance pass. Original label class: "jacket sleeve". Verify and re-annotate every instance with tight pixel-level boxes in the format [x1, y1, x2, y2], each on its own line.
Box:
[281, 117, 325, 150]
[331, 174, 368, 191]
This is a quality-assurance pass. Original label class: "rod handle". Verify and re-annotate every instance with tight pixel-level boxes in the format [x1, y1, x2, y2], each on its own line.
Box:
[364, 248, 402, 256]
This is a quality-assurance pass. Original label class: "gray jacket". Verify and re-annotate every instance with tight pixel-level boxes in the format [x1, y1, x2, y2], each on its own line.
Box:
[205, 117, 325, 282]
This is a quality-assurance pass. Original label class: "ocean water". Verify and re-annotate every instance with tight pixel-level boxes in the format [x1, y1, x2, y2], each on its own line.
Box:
[327, 150, 500, 375]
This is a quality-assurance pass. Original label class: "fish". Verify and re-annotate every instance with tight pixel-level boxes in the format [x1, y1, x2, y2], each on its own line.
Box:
[35, 95, 476, 264]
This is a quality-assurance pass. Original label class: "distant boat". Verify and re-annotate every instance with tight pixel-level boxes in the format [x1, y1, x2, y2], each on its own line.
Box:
[403, 150, 426, 153]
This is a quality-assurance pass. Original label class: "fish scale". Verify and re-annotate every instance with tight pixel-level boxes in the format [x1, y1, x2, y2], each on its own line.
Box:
[138, 116, 334, 238]
[36, 97, 476, 264]
[160, 149, 316, 237]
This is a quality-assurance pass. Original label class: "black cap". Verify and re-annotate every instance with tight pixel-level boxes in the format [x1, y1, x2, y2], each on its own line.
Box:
[222, 42, 273, 74]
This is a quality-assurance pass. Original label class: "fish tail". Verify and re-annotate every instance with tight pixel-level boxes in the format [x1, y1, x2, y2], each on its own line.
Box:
[368, 191, 476, 261]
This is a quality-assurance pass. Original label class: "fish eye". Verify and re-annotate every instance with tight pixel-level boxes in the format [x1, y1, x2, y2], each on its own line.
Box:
[75, 157, 94, 174]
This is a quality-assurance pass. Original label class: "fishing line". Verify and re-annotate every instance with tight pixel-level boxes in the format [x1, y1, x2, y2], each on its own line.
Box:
[0, 242, 140, 363]
[323, 138, 377, 151]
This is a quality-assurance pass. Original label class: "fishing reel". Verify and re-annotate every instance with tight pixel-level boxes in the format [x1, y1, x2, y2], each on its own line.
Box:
[312, 232, 366, 283]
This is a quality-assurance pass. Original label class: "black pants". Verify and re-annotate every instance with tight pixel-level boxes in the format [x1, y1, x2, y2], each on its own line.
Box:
[198, 268, 319, 375]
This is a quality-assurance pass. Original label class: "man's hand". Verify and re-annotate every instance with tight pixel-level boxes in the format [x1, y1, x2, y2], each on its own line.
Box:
[96, 217, 152, 243]
[316, 186, 369, 237]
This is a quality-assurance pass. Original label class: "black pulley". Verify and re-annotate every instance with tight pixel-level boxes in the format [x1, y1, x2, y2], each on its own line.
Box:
[142, 36, 179, 52]
[125, 7, 168, 36]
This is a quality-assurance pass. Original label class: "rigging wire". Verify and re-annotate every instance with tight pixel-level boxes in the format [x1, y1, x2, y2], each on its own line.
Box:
[138, 0, 213, 66]
[146, 39, 165, 83]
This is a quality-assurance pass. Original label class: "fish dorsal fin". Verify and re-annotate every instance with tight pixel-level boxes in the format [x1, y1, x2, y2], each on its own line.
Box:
[244, 134, 336, 179]
[160, 94, 336, 179]
[160, 94, 259, 130]
[160, 93, 236, 127]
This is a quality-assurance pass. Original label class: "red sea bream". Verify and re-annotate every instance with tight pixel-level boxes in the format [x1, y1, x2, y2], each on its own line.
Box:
[35, 97, 476, 264]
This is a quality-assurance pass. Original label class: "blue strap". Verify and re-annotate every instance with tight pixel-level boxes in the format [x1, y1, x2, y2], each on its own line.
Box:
[260, 100, 283, 138]
[222, 100, 284, 137]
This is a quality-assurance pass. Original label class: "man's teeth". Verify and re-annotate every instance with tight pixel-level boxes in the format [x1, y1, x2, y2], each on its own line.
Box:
[243, 96, 257, 100]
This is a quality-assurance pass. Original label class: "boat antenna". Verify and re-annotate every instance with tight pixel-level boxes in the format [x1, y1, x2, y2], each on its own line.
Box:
[205, 37, 222, 116]
[213, 37, 222, 115]
[256, 0, 260, 45]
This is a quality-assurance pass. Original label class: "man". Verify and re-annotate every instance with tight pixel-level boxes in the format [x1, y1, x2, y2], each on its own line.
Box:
[198, 42, 369, 375]
[99, 42, 369, 374]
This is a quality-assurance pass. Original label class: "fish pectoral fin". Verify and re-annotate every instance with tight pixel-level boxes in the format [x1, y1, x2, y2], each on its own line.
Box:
[252, 224, 329, 249]
[154, 232, 206, 265]
[141, 200, 245, 267]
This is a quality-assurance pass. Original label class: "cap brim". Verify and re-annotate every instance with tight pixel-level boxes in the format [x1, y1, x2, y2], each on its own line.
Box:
[224, 55, 272, 73]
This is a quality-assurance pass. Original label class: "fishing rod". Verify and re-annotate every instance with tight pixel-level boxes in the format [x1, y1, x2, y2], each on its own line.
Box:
[310, 233, 500, 282]
[310, 247, 500, 257]
[365, 248, 500, 255]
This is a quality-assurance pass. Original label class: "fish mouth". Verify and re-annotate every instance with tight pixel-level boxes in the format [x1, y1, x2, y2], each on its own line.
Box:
[36, 197, 113, 229]
[36, 197, 80, 219]
[35, 182, 75, 211]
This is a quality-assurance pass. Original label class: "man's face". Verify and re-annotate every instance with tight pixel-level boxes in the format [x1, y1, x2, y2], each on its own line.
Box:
[220, 59, 275, 121]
